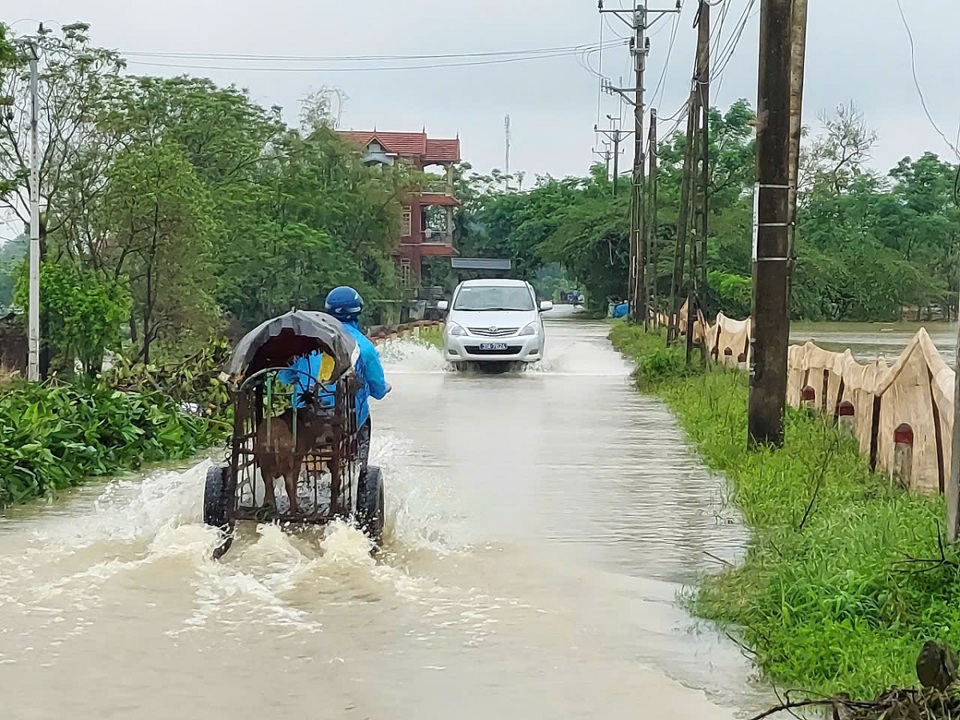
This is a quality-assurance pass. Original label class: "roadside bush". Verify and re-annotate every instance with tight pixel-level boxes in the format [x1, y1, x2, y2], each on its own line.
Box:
[0, 377, 227, 506]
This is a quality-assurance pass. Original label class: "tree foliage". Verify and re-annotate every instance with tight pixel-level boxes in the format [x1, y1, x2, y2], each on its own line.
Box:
[1, 24, 416, 375]
[14, 259, 129, 374]
[460, 99, 960, 322]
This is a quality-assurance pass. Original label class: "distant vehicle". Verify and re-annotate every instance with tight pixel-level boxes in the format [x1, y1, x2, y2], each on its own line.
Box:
[438, 279, 553, 372]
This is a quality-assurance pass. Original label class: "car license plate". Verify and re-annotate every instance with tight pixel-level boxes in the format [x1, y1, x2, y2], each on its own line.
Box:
[479, 342, 508, 351]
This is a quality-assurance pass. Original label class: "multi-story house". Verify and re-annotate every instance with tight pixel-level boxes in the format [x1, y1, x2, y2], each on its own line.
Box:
[337, 130, 461, 289]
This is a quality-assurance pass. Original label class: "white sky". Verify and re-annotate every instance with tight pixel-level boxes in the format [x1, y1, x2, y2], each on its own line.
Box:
[3, 0, 959, 240]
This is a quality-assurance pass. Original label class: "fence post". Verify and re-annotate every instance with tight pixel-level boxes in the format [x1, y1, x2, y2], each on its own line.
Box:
[836, 400, 855, 435]
[893, 423, 914, 489]
[801, 385, 816, 412]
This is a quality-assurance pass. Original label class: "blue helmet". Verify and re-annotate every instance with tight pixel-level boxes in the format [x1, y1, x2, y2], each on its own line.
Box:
[324, 286, 364, 322]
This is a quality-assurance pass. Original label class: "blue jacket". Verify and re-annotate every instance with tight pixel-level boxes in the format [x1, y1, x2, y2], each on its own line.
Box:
[278, 319, 388, 427]
[341, 320, 388, 427]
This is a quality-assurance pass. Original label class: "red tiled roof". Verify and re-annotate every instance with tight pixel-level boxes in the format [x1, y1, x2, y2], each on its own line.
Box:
[425, 138, 461, 163]
[338, 130, 460, 164]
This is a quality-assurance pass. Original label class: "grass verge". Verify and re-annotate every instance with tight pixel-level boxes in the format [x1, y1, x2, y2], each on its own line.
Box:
[609, 322, 960, 699]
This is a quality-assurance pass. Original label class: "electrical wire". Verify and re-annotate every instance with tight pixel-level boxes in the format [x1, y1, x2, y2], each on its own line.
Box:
[651, 8, 682, 111]
[895, 0, 960, 160]
[126, 41, 628, 73]
[122, 42, 618, 63]
[711, 0, 757, 98]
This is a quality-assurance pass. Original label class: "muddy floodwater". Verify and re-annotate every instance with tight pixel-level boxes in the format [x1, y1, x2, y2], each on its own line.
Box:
[0, 307, 766, 719]
[791, 321, 958, 367]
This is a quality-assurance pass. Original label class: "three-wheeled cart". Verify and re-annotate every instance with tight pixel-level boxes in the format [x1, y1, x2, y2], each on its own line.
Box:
[203, 310, 385, 559]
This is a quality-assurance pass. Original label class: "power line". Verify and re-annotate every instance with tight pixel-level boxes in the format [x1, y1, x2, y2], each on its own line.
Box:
[126, 42, 628, 73]
[121, 41, 622, 63]
[651, 8, 682, 110]
[711, 0, 757, 97]
[895, 0, 960, 159]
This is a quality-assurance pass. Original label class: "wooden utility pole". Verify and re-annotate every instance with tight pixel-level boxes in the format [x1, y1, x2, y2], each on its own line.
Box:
[647, 107, 659, 326]
[748, 0, 795, 447]
[686, 0, 711, 361]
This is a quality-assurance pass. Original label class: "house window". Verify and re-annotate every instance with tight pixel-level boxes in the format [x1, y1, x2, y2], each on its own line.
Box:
[400, 258, 412, 287]
[401, 207, 412, 237]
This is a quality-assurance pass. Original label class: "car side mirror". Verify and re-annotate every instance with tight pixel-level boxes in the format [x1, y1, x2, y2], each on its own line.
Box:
[437, 300, 449, 312]
[539, 300, 554, 312]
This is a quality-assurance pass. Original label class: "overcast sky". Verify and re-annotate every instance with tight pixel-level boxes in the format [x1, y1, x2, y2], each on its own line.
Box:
[7, 0, 960, 186]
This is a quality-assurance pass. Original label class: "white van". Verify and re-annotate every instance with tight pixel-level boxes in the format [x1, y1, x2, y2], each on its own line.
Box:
[438, 279, 553, 367]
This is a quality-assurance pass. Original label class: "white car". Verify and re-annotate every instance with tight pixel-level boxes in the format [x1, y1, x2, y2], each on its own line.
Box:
[438, 279, 553, 368]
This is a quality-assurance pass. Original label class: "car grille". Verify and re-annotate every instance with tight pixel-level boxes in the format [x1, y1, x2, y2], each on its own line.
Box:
[467, 327, 519, 338]
[465, 345, 522, 356]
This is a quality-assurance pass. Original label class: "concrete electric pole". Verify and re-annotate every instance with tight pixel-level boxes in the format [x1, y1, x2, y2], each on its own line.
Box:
[686, 0, 711, 361]
[646, 108, 659, 325]
[748, 0, 797, 448]
[598, 1, 680, 323]
[596, 115, 627, 196]
[25, 37, 41, 382]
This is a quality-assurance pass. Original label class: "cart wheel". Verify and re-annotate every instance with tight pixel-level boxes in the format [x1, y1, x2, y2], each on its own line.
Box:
[203, 464, 235, 559]
[356, 465, 385, 551]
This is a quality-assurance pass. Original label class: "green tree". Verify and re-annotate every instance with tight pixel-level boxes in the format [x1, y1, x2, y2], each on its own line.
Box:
[14, 259, 129, 374]
[98, 139, 218, 363]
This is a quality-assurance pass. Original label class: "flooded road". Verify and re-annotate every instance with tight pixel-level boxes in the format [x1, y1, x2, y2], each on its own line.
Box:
[0, 308, 760, 718]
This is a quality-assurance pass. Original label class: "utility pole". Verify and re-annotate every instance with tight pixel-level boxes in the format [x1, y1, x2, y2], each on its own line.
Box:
[504, 114, 511, 190]
[599, 1, 680, 323]
[748, 0, 795, 447]
[593, 141, 613, 178]
[26, 39, 41, 383]
[647, 107, 659, 326]
[595, 115, 628, 196]
[950, 322, 960, 542]
[787, 0, 808, 270]
[631, 11, 648, 325]
[668, 89, 698, 345]
[686, 0, 711, 361]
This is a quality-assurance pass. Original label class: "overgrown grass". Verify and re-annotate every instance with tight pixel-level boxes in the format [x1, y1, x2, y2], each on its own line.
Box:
[610, 322, 960, 699]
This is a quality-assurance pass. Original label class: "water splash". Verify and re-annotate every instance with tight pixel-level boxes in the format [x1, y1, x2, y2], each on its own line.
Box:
[530, 339, 633, 377]
[378, 338, 449, 374]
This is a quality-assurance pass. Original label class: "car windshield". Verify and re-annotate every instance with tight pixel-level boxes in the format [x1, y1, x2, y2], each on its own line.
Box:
[453, 286, 535, 312]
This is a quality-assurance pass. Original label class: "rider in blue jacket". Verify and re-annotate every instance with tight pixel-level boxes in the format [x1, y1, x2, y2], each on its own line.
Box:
[281, 286, 391, 471]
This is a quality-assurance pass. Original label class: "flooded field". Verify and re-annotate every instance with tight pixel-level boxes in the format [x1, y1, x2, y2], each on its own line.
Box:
[791, 321, 957, 367]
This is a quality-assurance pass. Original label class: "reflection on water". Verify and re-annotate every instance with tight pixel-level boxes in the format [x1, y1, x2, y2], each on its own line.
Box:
[0, 306, 763, 719]
[791, 321, 958, 367]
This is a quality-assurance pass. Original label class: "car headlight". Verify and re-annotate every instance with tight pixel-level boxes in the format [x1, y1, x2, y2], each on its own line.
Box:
[519, 322, 539, 336]
[446, 321, 466, 337]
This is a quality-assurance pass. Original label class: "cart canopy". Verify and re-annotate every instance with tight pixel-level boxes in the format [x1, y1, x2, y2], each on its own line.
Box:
[224, 310, 360, 383]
